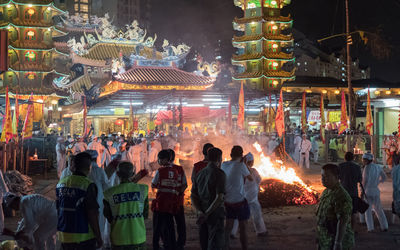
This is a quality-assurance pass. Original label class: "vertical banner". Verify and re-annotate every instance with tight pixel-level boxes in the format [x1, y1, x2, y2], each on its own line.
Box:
[0, 30, 8, 72]
[301, 91, 307, 133]
[22, 93, 34, 140]
[320, 94, 326, 144]
[366, 88, 373, 135]
[275, 90, 285, 137]
[237, 81, 245, 129]
[338, 91, 348, 135]
[83, 96, 87, 137]
[4, 87, 13, 143]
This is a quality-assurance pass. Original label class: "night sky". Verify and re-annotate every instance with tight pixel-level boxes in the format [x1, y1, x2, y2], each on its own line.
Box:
[150, 0, 400, 83]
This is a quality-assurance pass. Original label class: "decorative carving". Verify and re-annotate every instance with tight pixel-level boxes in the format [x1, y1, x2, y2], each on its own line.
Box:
[161, 39, 191, 58]
[196, 55, 221, 78]
[82, 84, 101, 107]
[67, 37, 88, 55]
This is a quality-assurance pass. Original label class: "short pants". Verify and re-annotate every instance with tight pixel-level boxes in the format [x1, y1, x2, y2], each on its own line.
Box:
[225, 199, 250, 221]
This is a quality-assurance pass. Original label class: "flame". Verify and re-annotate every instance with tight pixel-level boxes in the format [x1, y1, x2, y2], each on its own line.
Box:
[252, 142, 314, 193]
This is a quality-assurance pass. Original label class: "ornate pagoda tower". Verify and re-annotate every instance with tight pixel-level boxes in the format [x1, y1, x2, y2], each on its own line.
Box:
[232, 0, 295, 92]
[0, 0, 68, 95]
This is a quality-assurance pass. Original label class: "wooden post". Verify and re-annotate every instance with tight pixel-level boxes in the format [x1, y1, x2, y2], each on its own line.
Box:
[25, 144, 30, 175]
[20, 142, 24, 172]
[2, 144, 6, 172]
[13, 144, 16, 170]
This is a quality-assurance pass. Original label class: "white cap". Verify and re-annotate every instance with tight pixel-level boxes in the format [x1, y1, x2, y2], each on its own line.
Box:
[362, 152, 374, 161]
[244, 152, 254, 162]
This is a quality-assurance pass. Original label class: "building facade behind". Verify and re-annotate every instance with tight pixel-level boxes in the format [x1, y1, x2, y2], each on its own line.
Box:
[294, 30, 370, 81]
[58, 0, 151, 31]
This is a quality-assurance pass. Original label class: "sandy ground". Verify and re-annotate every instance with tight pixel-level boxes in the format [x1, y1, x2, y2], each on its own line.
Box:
[2, 162, 400, 250]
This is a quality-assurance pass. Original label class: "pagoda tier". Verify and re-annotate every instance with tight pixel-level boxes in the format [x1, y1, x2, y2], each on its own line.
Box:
[0, 1, 68, 95]
[232, 52, 294, 61]
[231, 0, 295, 92]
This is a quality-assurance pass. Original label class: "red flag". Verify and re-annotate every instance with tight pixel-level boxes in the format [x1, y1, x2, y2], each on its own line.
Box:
[301, 91, 307, 133]
[22, 93, 34, 140]
[338, 91, 348, 135]
[83, 96, 88, 136]
[275, 89, 285, 137]
[320, 94, 326, 144]
[237, 81, 245, 129]
[366, 88, 373, 135]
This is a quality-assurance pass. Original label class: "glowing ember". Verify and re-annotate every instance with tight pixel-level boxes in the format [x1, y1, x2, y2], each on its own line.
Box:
[252, 142, 318, 206]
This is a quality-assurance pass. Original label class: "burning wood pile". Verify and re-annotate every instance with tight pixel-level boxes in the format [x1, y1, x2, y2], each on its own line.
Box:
[253, 143, 319, 207]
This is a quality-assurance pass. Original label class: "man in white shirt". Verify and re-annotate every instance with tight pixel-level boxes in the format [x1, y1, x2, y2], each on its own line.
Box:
[362, 153, 388, 232]
[299, 134, 312, 169]
[221, 146, 253, 250]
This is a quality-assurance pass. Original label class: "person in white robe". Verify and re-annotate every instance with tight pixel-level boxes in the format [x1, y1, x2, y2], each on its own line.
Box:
[72, 137, 87, 155]
[56, 137, 66, 178]
[361, 153, 388, 232]
[88, 136, 105, 168]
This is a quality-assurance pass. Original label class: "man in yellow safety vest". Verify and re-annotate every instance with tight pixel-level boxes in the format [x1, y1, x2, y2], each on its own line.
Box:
[103, 161, 149, 250]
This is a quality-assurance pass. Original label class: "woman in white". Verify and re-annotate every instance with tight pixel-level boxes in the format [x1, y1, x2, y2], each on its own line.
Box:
[55, 137, 66, 178]
[101, 140, 117, 168]
[232, 153, 267, 237]
[362, 152, 388, 232]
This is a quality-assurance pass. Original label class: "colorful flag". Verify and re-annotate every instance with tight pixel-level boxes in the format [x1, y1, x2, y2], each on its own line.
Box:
[22, 93, 34, 140]
[2, 87, 13, 143]
[338, 91, 348, 135]
[83, 96, 88, 137]
[366, 88, 373, 135]
[15, 92, 19, 128]
[301, 91, 307, 133]
[275, 89, 285, 137]
[320, 94, 326, 144]
[237, 81, 245, 129]
[12, 105, 17, 139]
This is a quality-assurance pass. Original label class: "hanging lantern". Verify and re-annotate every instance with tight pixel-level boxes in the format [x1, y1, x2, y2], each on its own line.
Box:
[27, 9, 35, 16]
[272, 44, 278, 49]
[115, 119, 124, 126]
[27, 30, 35, 38]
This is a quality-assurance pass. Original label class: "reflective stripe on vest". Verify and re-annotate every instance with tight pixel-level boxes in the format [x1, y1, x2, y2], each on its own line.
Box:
[104, 182, 148, 246]
[56, 175, 95, 243]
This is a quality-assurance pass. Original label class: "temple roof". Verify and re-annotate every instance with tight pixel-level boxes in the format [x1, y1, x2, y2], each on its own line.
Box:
[75, 43, 137, 62]
[115, 66, 215, 86]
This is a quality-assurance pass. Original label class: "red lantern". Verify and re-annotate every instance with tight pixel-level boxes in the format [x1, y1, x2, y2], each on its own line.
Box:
[115, 119, 123, 126]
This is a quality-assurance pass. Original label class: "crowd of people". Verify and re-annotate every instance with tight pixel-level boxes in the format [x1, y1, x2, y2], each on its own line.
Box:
[0, 127, 399, 250]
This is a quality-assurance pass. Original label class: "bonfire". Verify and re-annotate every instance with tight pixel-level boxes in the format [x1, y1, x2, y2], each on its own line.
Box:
[253, 143, 319, 207]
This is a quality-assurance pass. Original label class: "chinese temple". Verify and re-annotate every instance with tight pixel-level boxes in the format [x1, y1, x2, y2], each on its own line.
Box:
[232, 0, 295, 92]
[52, 14, 224, 135]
